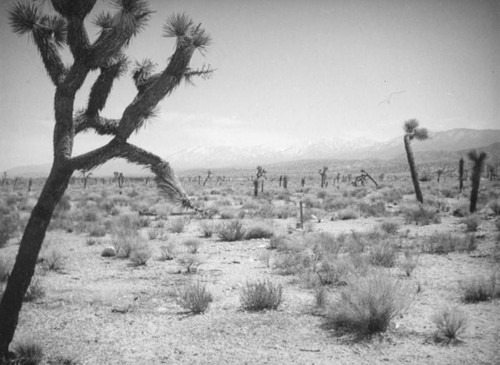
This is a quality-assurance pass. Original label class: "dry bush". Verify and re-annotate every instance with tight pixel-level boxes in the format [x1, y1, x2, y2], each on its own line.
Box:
[399, 249, 419, 277]
[159, 241, 178, 261]
[240, 279, 284, 311]
[326, 271, 414, 336]
[0, 212, 19, 248]
[167, 217, 186, 233]
[24, 276, 45, 302]
[460, 274, 497, 303]
[217, 220, 246, 241]
[336, 207, 359, 220]
[199, 221, 216, 238]
[379, 220, 400, 235]
[39, 246, 65, 272]
[402, 204, 440, 225]
[129, 242, 153, 266]
[315, 258, 352, 286]
[176, 282, 213, 314]
[369, 241, 398, 268]
[11, 337, 44, 365]
[460, 215, 481, 232]
[177, 254, 202, 274]
[431, 305, 468, 344]
[423, 233, 477, 254]
[244, 221, 275, 240]
[183, 238, 202, 254]
[488, 199, 500, 215]
[0, 256, 13, 283]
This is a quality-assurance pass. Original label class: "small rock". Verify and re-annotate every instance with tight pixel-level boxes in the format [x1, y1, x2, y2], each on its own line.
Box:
[101, 246, 116, 257]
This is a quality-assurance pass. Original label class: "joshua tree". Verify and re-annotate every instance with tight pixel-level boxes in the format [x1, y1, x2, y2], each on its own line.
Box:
[318, 166, 328, 188]
[458, 157, 464, 193]
[403, 119, 428, 203]
[253, 165, 266, 195]
[113, 171, 124, 188]
[283, 175, 289, 189]
[80, 169, 93, 189]
[202, 169, 212, 186]
[1, 1, 212, 357]
[1, 172, 8, 188]
[468, 150, 487, 213]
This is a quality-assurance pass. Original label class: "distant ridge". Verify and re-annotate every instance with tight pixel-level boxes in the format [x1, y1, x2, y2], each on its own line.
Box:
[5, 128, 500, 177]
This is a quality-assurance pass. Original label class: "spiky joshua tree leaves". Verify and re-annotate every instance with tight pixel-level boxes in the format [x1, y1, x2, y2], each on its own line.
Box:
[1, 1, 213, 356]
[403, 119, 429, 203]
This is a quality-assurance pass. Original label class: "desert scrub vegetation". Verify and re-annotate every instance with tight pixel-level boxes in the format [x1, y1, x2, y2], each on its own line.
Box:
[129, 242, 153, 266]
[176, 282, 213, 314]
[243, 221, 275, 240]
[167, 217, 186, 234]
[199, 221, 216, 238]
[23, 276, 45, 302]
[0, 257, 13, 283]
[399, 249, 419, 277]
[183, 238, 202, 254]
[159, 241, 178, 261]
[422, 233, 477, 254]
[325, 271, 414, 336]
[240, 279, 284, 311]
[0, 212, 19, 248]
[9, 337, 44, 365]
[39, 246, 65, 272]
[368, 240, 398, 268]
[431, 305, 468, 344]
[459, 274, 498, 303]
[460, 215, 481, 232]
[402, 204, 440, 225]
[177, 254, 202, 274]
[217, 220, 246, 241]
[379, 220, 400, 235]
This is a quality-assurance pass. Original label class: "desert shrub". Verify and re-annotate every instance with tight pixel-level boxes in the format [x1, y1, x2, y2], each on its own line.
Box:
[219, 208, 237, 220]
[423, 233, 477, 254]
[147, 227, 162, 240]
[24, 276, 45, 302]
[273, 250, 313, 276]
[244, 221, 274, 240]
[112, 234, 141, 259]
[380, 188, 403, 203]
[308, 231, 342, 260]
[431, 305, 467, 343]
[88, 224, 106, 237]
[40, 246, 64, 272]
[11, 337, 44, 365]
[159, 241, 178, 261]
[315, 258, 352, 286]
[200, 221, 216, 238]
[129, 242, 153, 266]
[460, 215, 481, 232]
[402, 204, 440, 225]
[460, 274, 497, 303]
[240, 279, 284, 311]
[336, 207, 359, 220]
[379, 221, 399, 235]
[369, 241, 398, 268]
[488, 199, 500, 215]
[217, 220, 245, 241]
[314, 286, 328, 308]
[0, 256, 13, 282]
[183, 238, 202, 254]
[176, 282, 213, 314]
[0, 212, 19, 248]
[399, 250, 419, 277]
[268, 234, 291, 251]
[177, 254, 202, 273]
[325, 271, 413, 336]
[357, 201, 386, 217]
[86, 237, 99, 246]
[167, 217, 186, 233]
[53, 194, 71, 218]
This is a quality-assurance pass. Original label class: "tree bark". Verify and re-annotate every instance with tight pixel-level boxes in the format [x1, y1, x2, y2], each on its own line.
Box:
[0, 164, 73, 355]
[404, 135, 423, 203]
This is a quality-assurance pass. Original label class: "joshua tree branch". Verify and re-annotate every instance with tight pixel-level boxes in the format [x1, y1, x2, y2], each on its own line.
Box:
[32, 30, 67, 86]
[74, 114, 121, 135]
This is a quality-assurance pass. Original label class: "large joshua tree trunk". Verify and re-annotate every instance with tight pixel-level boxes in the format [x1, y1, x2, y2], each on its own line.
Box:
[404, 135, 423, 203]
[1, 1, 212, 357]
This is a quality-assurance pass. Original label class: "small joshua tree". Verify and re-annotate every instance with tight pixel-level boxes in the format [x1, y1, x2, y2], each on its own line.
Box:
[459, 157, 464, 193]
[403, 119, 428, 203]
[283, 175, 289, 189]
[468, 150, 487, 213]
[202, 169, 212, 187]
[1, 1, 212, 356]
[318, 166, 328, 188]
[80, 169, 93, 189]
[114, 171, 124, 188]
[254, 166, 266, 196]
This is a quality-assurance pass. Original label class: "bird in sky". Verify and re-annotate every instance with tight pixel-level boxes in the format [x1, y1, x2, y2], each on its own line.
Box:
[378, 90, 406, 106]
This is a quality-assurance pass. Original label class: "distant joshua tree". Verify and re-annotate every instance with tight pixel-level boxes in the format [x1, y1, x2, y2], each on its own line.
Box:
[283, 175, 289, 189]
[1, 1, 212, 356]
[458, 157, 465, 193]
[318, 166, 328, 188]
[114, 171, 124, 188]
[253, 165, 266, 196]
[80, 169, 93, 189]
[203, 169, 212, 186]
[403, 119, 429, 203]
[468, 150, 487, 213]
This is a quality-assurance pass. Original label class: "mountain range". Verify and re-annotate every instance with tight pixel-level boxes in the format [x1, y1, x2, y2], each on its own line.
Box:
[5, 128, 500, 177]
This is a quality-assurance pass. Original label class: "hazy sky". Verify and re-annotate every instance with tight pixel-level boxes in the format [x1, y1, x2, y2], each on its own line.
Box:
[1, 0, 499, 170]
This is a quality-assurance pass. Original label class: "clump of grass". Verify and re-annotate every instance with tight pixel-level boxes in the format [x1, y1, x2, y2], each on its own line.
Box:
[176, 281, 213, 314]
[314, 286, 328, 308]
[337, 207, 359, 220]
[11, 337, 44, 365]
[147, 227, 162, 240]
[159, 241, 178, 261]
[0, 256, 13, 283]
[379, 221, 400, 235]
[399, 250, 419, 277]
[240, 279, 284, 311]
[167, 217, 186, 234]
[403, 204, 440, 225]
[243, 221, 274, 240]
[217, 220, 246, 241]
[200, 221, 216, 238]
[88, 224, 106, 237]
[369, 241, 398, 268]
[0, 212, 19, 248]
[461, 215, 481, 232]
[315, 259, 352, 286]
[24, 276, 45, 302]
[129, 242, 153, 266]
[460, 274, 497, 303]
[183, 238, 202, 254]
[177, 254, 202, 274]
[423, 233, 477, 254]
[431, 305, 467, 344]
[326, 271, 414, 336]
[40, 246, 64, 272]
